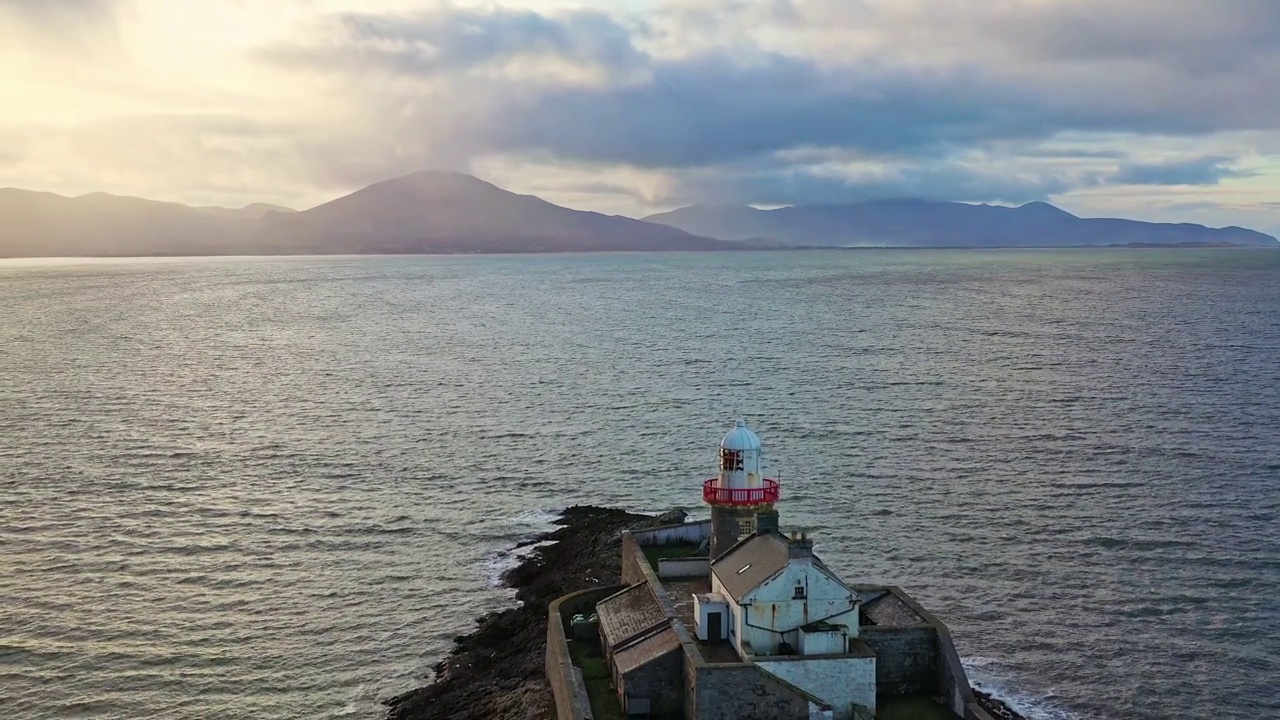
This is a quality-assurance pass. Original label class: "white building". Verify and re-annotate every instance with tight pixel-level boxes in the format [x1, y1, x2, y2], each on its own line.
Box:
[704, 528, 876, 717]
[577, 419, 995, 720]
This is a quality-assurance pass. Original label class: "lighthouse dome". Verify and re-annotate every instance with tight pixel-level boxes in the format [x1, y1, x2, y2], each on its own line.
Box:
[721, 420, 761, 451]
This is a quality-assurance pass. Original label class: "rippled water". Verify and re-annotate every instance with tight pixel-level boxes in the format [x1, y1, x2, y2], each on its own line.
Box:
[2, 250, 1278, 720]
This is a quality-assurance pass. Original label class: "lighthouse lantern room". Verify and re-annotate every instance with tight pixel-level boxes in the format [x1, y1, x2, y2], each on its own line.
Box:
[703, 420, 780, 558]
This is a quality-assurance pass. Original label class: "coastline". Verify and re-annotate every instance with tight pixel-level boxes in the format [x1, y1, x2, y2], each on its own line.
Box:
[383, 506, 1027, 720]
[383, 506, 686, 720]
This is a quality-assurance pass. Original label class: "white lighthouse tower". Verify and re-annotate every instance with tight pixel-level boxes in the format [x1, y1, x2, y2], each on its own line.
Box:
[703, 420, 780, 558]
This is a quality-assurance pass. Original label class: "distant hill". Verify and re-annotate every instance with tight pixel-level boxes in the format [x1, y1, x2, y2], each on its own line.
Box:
[0, 189, 255, 257]
[196, 203, 297, 220]
[643, 200, 1280, 248]
[4, 177, 1274, 258]
[0, 172, 732, 257]
[256, 171, 733, 254]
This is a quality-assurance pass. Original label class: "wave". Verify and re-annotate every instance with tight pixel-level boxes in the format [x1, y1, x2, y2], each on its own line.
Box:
[965, 656, 1081, 720]
[478, 507, 565, 588]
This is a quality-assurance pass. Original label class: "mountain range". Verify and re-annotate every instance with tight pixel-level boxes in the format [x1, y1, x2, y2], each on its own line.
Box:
[1, 171, 1275, 258]
[643, 200, 1278, 248]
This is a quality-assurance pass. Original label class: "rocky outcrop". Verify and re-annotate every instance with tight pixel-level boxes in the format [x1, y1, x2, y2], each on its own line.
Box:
[975, 690, 1026, 720]
[383, 506, 687, 720]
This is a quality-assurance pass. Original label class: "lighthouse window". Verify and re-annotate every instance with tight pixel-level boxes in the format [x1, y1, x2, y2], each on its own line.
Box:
[721, 449, 744, 471]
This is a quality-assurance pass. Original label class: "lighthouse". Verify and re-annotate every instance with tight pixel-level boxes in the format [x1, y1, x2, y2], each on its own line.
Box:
[703, 419, 780, 558]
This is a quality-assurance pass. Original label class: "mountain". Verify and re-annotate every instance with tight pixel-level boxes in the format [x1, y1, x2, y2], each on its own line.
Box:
[196, 203, 296, 220]
[0, 189, 256, 257]
[643, 199, 1280, 248]
[256, 171, 733, 254]
[0, 172, 732, 258]
[4, 176, 1275, 258]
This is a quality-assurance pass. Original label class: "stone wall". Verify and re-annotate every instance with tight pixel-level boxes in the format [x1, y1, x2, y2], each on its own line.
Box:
[621, 531, 648, 586]
[546, 585, 627, 720]
[657, 557, 711, 578]
[935, 625, 997, 720]
[754, 656, 876, 719]
[631, 519, 712, 546]
[693, 663, 814, 720]
[858, 626, 937, 697]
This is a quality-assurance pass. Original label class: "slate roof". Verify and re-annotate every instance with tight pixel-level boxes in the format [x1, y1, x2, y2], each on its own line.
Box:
[614, 626, 682, 676]
[595, 583, 667, 650]
[862, 590, 928, 626]
[710, 532, 791, 601]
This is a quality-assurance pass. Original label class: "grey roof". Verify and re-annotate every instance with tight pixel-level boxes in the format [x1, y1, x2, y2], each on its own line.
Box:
[595, 583, 667, 650]
[614, 626, 682, 676]
[710, 532, 790, 601]
[862, 590, 928, 627]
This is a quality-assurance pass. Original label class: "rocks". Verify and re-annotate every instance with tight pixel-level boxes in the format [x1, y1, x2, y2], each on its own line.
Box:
[383, 506, 684, 720]
[974, 690, 1026, 720]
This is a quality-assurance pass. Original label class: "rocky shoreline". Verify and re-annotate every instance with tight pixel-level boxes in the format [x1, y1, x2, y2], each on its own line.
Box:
[383, 506, 684, 720]
[383, 505, 1026, 720]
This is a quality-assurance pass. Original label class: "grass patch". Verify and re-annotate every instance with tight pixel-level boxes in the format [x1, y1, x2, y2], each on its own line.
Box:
[642, 543, 703, 569]
[567, 640, 623, 720]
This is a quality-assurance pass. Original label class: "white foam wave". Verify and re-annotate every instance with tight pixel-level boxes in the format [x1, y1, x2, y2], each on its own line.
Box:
[510, 507, 564, 528]
[478, 507, 565, 588]
[965, 657, 1082, 720]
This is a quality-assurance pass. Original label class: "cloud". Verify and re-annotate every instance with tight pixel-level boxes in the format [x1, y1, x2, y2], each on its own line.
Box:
[5, 0, 1280, 220]
[261, 3, 1280, 180]
[0, 0, 119, 44]
[265, 7, 644, 79]
[653, 159, 1090, 207]
[1110, 156, 1253, 186]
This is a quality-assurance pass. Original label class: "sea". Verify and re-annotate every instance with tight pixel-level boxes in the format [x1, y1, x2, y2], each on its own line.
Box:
[1, 249, 1277, 720]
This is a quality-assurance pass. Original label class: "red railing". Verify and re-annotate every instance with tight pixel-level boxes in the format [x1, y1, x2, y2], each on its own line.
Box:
[703, 477, 780, 506]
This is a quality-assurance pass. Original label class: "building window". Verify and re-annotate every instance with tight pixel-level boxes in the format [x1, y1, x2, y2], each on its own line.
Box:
[793, 584, 806, 599]
[737, 516, 756, 537]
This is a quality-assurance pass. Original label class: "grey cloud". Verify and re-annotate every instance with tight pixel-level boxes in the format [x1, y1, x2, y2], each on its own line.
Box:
[490, 56, 1058, 168]
[0, 0, 115, 30]
[1110, 156, 1250, 186]
[267, 8, 643, 77]
[985, 0, 1280, 73]
[658, 161, 1089, 208]
[258, 2, 1280, 207]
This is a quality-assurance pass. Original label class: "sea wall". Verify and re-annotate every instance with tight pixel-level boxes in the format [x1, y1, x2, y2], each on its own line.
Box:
[630, 519, 712, 546]
[546, 585, 627, 720]
[937, 623, 997, 720]
[621, 531, 648, 585]
[657, 557, 711, 578]
[858, 626, 936, 697]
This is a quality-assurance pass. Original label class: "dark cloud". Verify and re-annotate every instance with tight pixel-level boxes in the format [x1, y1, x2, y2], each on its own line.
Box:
[658, 161, 1092, 207]
[491, 57, 1060, 168]
[266, 8, 643, 77]
[260, 2, 1280, 207]
[1110, 156, 1251, 186]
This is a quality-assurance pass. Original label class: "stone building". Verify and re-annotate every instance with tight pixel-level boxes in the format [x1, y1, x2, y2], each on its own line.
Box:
[548, 420, 999, 720]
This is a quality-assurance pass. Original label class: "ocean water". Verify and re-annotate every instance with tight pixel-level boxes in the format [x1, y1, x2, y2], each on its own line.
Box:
[1, 249, 1277, 720]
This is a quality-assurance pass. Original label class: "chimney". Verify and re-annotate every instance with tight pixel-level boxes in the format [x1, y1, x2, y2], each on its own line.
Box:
[756, 510, 780, 536]
[788, 531, 813, 564]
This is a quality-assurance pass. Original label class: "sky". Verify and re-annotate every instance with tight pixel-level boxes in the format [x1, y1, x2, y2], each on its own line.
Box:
[3, 0, 1280, 234]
